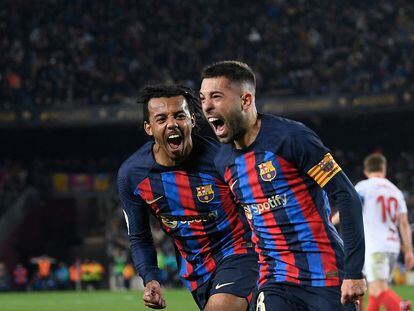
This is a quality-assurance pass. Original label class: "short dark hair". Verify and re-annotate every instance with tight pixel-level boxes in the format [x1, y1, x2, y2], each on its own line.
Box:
[137, 84, 203, 124]
[364, 153, 387, 173]
[201, 60, 256, 89]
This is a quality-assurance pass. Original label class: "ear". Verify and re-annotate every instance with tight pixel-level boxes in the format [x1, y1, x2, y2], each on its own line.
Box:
[241, 93, 254, 111]
[144, 121, 153, 136]
[363, 170, 369, 178]
[191, 114, 196, 128]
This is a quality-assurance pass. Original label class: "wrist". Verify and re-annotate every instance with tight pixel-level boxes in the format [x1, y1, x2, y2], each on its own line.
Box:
[343, 272, 365, 279]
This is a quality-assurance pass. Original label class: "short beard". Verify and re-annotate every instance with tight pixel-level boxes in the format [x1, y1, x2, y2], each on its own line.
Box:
[225, 114, 248, 144]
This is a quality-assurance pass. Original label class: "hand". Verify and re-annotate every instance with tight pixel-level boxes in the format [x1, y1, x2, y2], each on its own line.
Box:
[341, 278, 366, 305]
[143, 280, 166, 309]
[405, 251, 414, 270]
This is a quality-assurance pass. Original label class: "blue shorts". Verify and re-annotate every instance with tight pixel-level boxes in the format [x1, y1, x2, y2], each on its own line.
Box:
[192, 253, 258, 310]
[251, 283, 359, 311]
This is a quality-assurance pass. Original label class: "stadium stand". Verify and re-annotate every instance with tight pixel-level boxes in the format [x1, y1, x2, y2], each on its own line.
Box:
[2, 0, 414, 108]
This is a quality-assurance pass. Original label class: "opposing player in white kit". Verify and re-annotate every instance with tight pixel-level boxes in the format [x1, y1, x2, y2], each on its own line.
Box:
[356, 153, 414, 311]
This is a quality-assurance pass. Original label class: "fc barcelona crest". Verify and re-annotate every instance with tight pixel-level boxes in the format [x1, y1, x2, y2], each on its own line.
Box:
[196, 185, 215, 203]
[318, 159, 335, 173]
[258, 161, 277, 182]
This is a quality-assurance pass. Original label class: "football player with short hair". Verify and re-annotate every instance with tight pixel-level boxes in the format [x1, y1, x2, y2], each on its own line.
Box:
[356, 153, 413, 311]
[200, 60, 366, 310]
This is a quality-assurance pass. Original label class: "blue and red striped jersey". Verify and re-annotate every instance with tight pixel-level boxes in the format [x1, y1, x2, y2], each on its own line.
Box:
[215, 114, 360, 288]
[118, 135, 253, 291]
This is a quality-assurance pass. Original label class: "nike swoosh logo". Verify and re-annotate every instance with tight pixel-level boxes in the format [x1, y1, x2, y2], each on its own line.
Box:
[146, 196, 164, 204]
[215, 282, 235, 289]
[229, 179, 238, 192]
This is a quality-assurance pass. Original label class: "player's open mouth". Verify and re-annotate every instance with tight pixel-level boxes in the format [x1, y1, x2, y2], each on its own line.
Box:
[166, 133, 182, 150]
[208, 117, 226, 137]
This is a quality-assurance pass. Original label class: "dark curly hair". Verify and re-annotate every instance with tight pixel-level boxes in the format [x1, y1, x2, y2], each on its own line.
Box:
[137, 84, 206, 128]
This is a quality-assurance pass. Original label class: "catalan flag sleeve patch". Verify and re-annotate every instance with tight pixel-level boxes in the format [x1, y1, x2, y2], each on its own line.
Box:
[307, 153, 342, 188]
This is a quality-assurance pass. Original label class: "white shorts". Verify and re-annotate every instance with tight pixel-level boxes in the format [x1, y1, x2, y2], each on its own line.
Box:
[365, 252, 398, 283]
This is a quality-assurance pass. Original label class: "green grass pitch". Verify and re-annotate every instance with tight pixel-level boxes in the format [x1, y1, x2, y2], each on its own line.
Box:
[0, 289, 197, 311]
[0, 286, 413, 311]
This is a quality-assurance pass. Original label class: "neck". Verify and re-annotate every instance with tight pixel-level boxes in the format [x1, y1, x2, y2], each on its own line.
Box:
[152, 142, 192, 167]
[234, 114, 261, 149]
[367, 172, 385, 178]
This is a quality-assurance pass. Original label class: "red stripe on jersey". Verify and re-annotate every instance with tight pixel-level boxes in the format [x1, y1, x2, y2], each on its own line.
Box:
[137, 178, 170, 233]
[137, 178, 152, 205]
[224, 167, 232, 185]
[277, 156, 340, 286]
[174, 172, 217, 276]
[215, 178, 248, 255]
[224, 167, 236, 197]
[174, 238, 198, 291]
[244, 152, 299, 284]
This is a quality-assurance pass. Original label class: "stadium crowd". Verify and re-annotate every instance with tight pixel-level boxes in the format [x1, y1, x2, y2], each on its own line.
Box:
[2, 0, 414, 108]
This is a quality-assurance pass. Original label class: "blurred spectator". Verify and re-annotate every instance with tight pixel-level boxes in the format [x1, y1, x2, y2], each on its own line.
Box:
[112, 249, 127, 290]
[13, 264, 28, 291]
[123, 263, 135, 290]
[89, 260, 105, 290]
[30, 254, 56, 290]
[69, 259, 82, 290]
[30, 255, 55, 279]
[163, 251, 180, 287]
[55, 262, 70, 290]
[81, 259, 93, 290]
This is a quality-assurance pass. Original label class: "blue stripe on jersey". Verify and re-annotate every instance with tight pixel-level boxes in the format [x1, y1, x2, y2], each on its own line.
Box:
[160, 172, 209, 279]
[178, 256, 188, 285]
[265, 151, 326, 286]
[133, 187, 139, 196]
[234, 154, 287, 282]
[198, 172, 234, 256]
[234, 156, 255, 204]
[322, 190, 331, 219]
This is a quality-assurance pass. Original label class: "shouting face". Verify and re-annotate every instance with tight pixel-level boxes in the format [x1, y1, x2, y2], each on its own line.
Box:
[144, 96, 195, 166]
[200, 76, 248, 144]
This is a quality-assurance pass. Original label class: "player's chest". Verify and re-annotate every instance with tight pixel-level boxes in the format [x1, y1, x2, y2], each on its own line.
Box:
[225, 150, 300, 202]
[136, 170, 226, 215]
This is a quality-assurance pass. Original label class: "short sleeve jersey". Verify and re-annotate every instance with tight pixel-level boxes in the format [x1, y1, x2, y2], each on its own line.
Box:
[215, 114, 345, 288]
[355, 177, 407, 254]
[118, 135, 253, 291]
